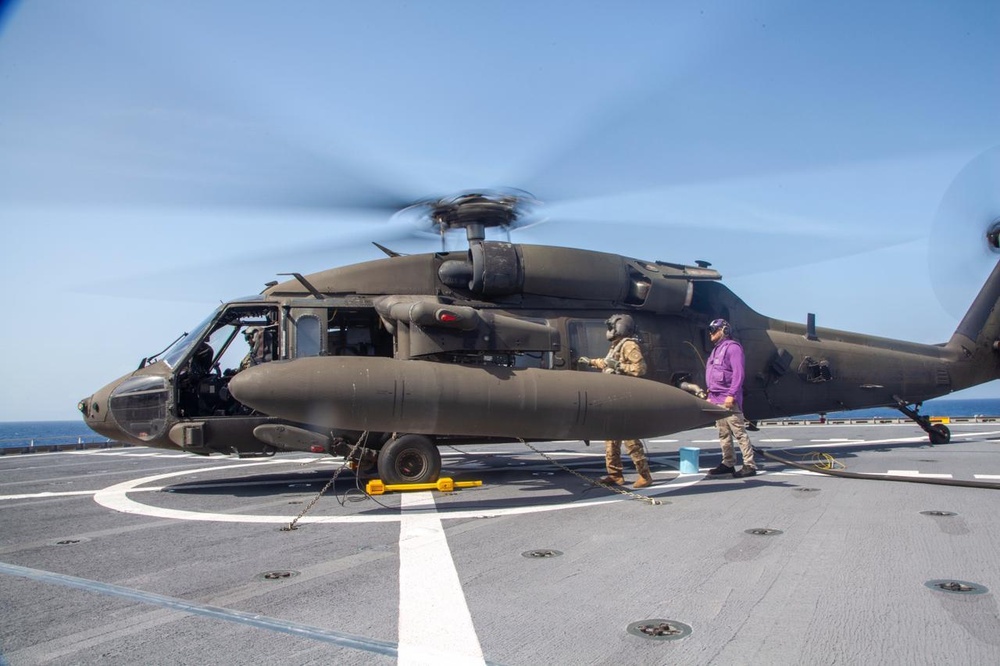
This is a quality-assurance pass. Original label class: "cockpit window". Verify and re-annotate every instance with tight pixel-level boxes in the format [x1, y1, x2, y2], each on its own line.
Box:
[173, 304, 280, 418]
[205, 307, 279, 375]
[162, 307, 221, 369]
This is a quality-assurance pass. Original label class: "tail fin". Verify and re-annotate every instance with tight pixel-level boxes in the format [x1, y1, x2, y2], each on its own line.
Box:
[946, 260, 1000, 391]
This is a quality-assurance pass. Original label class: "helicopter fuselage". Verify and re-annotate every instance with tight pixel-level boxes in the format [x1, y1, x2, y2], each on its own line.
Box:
[80, 242, 1000, 482]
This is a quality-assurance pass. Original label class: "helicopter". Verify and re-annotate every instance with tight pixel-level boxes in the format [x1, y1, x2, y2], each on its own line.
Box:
[77, 182, 1000, 485]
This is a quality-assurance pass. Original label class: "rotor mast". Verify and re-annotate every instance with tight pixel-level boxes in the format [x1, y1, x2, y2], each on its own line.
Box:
[427, 190, 535, 246]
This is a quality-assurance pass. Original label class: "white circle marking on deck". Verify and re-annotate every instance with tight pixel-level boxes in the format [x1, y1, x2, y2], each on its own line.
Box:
[92, 458, 706, 524]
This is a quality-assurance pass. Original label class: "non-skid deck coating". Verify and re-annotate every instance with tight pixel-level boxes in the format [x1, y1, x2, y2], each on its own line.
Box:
[2, 421, 999, 665]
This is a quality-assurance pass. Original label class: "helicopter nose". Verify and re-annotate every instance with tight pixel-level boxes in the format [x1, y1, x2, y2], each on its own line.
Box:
[79, 392, 119, 441]
[80, 383, 119, 440]
[78, 373, 167, 444]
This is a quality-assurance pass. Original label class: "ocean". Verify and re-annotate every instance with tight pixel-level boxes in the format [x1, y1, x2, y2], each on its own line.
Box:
[2, 397, 999, 450]
[776, 397, 1000, 421]
[0, 420, 113, 450]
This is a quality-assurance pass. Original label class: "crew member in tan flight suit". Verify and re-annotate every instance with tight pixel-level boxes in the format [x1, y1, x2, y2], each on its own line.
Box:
[239, 326, 265, 371]
[576, 314, 654, 489]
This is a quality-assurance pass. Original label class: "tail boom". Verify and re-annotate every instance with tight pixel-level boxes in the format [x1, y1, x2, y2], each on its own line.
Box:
[945, 260, 1000, 391]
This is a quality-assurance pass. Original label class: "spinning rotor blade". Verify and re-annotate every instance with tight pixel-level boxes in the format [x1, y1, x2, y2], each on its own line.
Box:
[10, 3, 997, 308]
[1, 102, 417, 213]
[510, 5, 997, 204]
[0, 4, 420, 214]
[928, 145, 1000, 319]
[76, 209, 428, 304]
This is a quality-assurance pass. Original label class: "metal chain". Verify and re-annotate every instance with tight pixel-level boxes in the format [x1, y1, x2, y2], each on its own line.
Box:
[281, 434, 368, 531]
[283, 434, 661, 529]
[519, 439, 662, 506]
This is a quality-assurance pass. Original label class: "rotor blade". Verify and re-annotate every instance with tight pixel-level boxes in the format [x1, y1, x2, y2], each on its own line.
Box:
[928, 145, 1000, 319]
[0, 96, 417, 213]
[510, 4, 999, 203]
[539, 152, 947, 258]
[516, 216, 908, 280]
[0, 5, 419, 213]
[70, 208, 425, 304]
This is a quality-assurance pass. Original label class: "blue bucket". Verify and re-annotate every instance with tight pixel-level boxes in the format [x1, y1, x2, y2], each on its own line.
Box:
[679, 447, 700, 474]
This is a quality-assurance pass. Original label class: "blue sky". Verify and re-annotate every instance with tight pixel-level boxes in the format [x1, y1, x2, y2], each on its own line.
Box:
[1, 1, 998, 421]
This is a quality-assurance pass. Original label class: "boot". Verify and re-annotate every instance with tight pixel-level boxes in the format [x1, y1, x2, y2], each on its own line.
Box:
[632, 460, 653, 489]
[599, 474, 625, 485]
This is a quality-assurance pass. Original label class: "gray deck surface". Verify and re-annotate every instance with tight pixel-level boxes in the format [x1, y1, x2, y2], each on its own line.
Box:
[2, 421, 999, 665]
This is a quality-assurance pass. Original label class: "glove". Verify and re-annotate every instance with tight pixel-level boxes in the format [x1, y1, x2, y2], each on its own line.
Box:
[576, 357, 592, 368]
[679, 381, 707, 399]
[605, 358, 619, 371]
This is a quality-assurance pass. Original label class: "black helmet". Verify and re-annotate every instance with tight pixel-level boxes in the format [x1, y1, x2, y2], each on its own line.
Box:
[606, 314, 635, 341]
[192, 342, 214, 372]
[708, 318, 731, 337]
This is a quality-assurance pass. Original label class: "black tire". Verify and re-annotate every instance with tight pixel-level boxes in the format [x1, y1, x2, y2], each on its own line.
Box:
[377, 435, 441, 484]
[928, 424, 951, 445]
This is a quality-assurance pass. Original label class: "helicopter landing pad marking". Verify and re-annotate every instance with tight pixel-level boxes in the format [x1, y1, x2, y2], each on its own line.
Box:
[91, 460, 705, 524]
[88, 428, 1000, 524]
[0, 490, 105, 501]
[397, 492, 484, 664]
[776, 430, 1000, 450]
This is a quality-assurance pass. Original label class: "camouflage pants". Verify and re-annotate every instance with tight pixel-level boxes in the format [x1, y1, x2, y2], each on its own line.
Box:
[716, 408, 755, 469]
[605, 439, 648, 476]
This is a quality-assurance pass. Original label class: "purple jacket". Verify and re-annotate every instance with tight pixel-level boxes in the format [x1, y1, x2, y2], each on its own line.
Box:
[706, 338, 745, 410]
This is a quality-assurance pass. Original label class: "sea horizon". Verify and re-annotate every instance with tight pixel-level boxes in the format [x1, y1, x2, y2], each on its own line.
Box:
[2, 397, 999, 449]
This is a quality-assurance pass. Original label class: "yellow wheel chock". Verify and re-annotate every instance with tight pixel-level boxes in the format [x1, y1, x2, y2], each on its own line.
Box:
[365, 477, 483, 496]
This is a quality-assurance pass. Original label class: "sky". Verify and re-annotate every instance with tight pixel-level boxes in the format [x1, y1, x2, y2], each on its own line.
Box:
[1, 0, 998, 421]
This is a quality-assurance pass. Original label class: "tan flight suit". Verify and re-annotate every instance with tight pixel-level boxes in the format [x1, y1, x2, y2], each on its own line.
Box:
[239, 330, 266, 371]
[586, 338, 652, 483]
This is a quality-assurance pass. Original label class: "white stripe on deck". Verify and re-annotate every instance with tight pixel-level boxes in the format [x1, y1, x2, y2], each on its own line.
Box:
[398, 491, 484, 665]
[886, 470, 954, 479]
[1, 487, 165, 501]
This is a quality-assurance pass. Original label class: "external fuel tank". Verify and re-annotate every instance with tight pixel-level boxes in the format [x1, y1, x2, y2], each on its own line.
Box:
[228, 356, 729, 441]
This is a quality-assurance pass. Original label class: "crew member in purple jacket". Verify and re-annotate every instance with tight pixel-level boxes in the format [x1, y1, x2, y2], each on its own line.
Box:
[704, 318, 757, 478]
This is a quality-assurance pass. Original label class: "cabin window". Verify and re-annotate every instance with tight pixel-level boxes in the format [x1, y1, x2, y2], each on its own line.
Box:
[327, 308, 394, 357]
[568, 319, 611, 360]
[295, 315, 322, 358]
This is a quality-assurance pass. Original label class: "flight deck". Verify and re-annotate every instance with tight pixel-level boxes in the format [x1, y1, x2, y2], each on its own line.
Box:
[2, 421, 999, 665]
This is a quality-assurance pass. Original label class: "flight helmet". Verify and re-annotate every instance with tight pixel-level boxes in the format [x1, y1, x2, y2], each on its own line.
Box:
[708, 318, 731, 338]
[606, 314, 636, 341]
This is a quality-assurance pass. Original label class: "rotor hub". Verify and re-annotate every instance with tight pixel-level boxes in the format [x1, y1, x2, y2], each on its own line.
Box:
[988, 219, 1000, 253]
[402, 189, 539, 243]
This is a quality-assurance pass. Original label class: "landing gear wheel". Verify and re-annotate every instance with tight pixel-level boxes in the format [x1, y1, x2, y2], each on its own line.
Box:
[928, 424, 951, 445]
[896, 400, 952, 446]
[377, 435, 441, 484]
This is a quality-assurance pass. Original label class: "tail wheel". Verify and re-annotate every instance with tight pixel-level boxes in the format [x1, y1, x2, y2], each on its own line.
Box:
[377, 434, 441, 484]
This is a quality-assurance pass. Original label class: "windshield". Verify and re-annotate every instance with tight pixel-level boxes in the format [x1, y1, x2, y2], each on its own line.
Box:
[161, 306, 224, 369]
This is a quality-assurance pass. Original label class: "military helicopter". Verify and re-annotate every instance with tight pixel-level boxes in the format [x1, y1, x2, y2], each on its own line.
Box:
[78, 176, 1000, 486]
